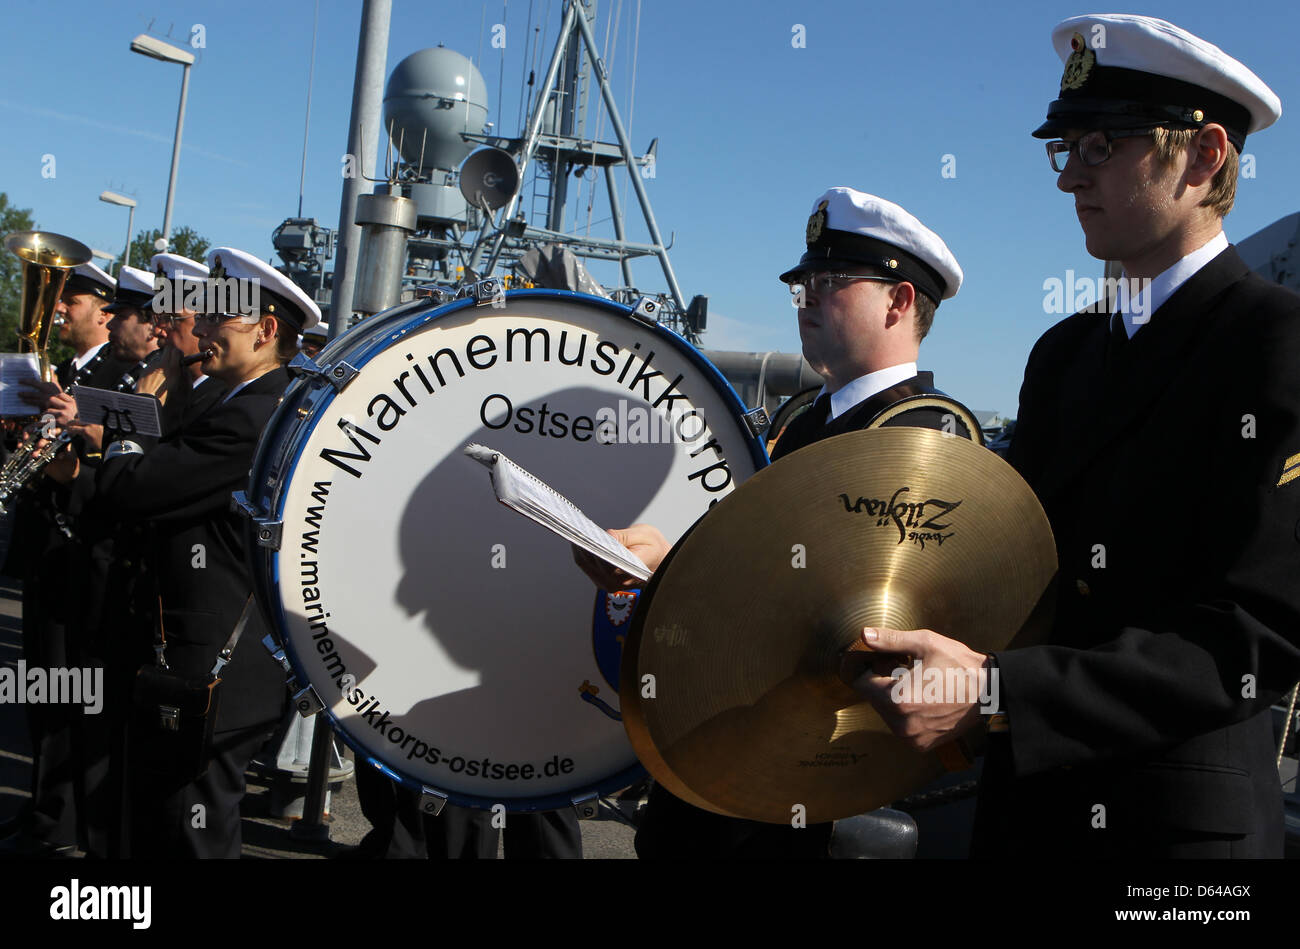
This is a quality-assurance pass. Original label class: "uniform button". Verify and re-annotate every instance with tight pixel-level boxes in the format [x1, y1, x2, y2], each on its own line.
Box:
[1075, 579, 1090, 596]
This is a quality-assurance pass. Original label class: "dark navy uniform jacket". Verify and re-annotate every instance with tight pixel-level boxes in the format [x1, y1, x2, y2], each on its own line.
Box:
[975, 247, 1300, 857]
[95, 367, 289, 734]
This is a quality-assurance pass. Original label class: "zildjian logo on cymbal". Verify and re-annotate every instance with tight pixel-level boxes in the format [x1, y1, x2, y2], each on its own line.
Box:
[836, 486, 962, 547]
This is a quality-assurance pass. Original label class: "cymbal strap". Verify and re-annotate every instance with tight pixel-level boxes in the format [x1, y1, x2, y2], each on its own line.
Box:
[936, 737, 975, 772]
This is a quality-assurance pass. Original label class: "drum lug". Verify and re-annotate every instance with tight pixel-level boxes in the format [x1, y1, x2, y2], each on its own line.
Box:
[287, 351, 324, 379]
[262, 634, 292, 673]
[292, 685, 324, 717]
[323, 361, 360, 390]
[231, 490, 260, 518]
[571, 792, 600, 820]
[415, 285, 454, 304]
[742, 406, 772, 438]
[287, 352, 360, 392]
[254, 518, 284, 549]
[468, 278, 504, 307]
[418, 787, 449, 816]
[630, 295, 662, 325]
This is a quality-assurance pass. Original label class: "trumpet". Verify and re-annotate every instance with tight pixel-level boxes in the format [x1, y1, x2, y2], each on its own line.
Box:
[0, 231, 92, 508]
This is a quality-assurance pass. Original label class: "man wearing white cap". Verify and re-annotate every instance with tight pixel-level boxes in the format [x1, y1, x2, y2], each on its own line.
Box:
[104, 265, 162, 367]
[850, 15, 1300, 858]
[53, 261, 120, 390]
[52, 262, 162, 858]
[575, 187, 979, 857]
[52, 245, 319, 857]
[1, 258, 138, 856]
[133, 253, 227, 436]
[771, 187, 977, 456]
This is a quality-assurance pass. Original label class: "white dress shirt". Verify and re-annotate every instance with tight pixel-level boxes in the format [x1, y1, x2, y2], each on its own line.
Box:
[821, 362, 919, 421]
[72, 341, 107, 372]
[1116, 231, 1229, 338]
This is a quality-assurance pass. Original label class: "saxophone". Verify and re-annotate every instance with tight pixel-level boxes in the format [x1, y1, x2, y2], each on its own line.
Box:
[0, 414, 69, 513]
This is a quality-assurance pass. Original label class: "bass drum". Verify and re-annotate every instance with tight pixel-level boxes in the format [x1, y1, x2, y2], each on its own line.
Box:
[243, 289, 768, 811]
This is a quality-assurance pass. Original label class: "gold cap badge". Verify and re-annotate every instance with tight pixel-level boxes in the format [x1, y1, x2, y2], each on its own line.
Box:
[806, 200, 828, 245]
[1060, 32, 1096, 92]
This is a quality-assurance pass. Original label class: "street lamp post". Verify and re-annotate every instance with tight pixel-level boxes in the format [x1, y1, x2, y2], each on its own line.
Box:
[129, 34, 195, 252]
[99, 190, 137, 273]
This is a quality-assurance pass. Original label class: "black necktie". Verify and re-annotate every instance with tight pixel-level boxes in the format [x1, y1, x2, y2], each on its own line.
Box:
[1105, 311, 1128, 366]
[810, 393, 832, 426]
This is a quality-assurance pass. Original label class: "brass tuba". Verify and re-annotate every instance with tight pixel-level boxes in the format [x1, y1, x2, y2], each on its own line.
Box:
[5, 230, 93, 382]
[0, 231, 93, 512]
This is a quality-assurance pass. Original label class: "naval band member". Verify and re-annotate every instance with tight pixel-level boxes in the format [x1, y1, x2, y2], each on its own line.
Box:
[1, 260, 133, 857]
[851, 14, 1300, 858]
[577, 187, 979, 857]
[134, 254, 228, 437]
[51, 246, 317, 857]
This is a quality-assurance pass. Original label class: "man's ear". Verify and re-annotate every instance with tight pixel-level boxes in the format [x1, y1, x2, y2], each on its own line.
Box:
[1186, 124, 1229, 187]
[887, 280, 917, 323]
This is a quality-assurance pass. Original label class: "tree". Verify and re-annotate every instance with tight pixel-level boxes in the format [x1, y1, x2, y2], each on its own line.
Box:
[128, 226, 210, 274]
[0, 192, 37, 354]
[0, 212, 211, 365]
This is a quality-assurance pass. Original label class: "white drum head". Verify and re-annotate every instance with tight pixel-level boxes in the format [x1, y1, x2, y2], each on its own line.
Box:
[256, 292, 765, 809]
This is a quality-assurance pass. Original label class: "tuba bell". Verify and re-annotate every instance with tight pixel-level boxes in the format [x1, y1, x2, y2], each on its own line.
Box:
[5, 230, 93, 383]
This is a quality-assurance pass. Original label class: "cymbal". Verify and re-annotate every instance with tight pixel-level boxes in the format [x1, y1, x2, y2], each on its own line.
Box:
[620, 426, 1057, 824]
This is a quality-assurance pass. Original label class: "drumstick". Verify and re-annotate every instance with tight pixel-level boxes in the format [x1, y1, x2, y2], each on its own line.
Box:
[578, 680, 622, 722]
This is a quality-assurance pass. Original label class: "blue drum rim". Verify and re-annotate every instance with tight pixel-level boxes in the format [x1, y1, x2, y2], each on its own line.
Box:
[246, 289, 769, 812]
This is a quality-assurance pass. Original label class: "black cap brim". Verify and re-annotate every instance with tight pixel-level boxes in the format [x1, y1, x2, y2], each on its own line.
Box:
[105, 290, 156, 315]
[778, 256, 879, 285]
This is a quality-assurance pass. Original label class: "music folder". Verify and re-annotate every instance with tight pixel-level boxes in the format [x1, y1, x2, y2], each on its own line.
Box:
[463, 442, 652, 582]
[0, 354, 42, 417]
[68, 386, 163, 438]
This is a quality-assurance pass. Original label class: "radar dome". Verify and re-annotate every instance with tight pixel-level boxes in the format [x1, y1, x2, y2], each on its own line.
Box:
[383, 47, 489, 172]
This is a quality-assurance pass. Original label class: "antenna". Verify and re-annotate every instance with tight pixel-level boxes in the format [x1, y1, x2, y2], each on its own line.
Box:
[393, 126, 405, 186]
[297, 0, 320, 218]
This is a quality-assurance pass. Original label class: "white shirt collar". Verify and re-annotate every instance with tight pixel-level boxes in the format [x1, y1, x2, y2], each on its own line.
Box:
[822, 362, 918, 421]
[192, 374, 209, 389]
[220, 379, 253, 404]
[73, 341, 107, 371]
[219, 367, 276, 404]
[1117, 231, 1228, 338]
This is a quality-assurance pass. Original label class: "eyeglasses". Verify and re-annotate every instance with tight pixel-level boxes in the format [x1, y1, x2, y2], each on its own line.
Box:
[192, 312, 260, 327]
[1045, 128, 1159, 172]
[787, 273, 900, 297]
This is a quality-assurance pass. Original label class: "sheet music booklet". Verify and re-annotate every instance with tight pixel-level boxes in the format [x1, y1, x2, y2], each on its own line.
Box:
[463, 443, 652, 582]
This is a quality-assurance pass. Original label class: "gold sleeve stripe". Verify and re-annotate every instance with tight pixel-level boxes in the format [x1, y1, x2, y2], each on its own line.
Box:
[1278, 453, 1300, 487]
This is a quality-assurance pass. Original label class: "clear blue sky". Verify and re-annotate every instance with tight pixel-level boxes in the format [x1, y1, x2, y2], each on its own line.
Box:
[2, 0, 1297, 416]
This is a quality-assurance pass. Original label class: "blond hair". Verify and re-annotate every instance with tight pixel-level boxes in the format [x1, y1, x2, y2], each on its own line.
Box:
[1151, 127, 1238, 217]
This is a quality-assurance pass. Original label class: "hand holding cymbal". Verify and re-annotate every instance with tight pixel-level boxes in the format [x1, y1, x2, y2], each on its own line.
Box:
[621, 427, 1057, 824]
[845, 626, 992, 754]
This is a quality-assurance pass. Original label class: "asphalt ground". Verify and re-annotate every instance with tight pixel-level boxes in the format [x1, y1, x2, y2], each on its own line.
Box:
[0, 510, 639, 859]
